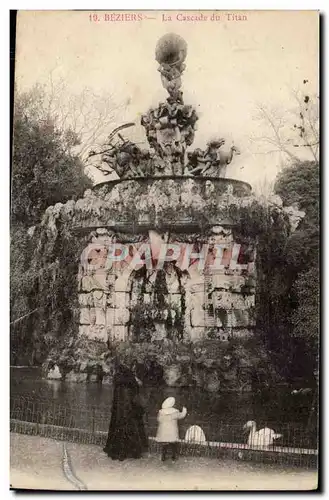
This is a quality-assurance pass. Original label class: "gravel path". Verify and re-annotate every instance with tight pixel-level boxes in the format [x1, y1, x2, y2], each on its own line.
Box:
[10, 433, 318, 491]
[10, 433, 73, 490]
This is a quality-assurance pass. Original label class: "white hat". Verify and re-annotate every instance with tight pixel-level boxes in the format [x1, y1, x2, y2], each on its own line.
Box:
[161, 397, 175, 409]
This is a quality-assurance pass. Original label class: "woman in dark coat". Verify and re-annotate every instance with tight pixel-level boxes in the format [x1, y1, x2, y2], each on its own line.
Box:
[103, 360, 148, 461]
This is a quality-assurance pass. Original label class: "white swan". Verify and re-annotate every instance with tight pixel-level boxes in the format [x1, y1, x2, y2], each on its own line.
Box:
[184, 425, 207, 444]
[243, 420, 282, 448]
[47, 364, 61, 380]
[291, 388, 312, 395]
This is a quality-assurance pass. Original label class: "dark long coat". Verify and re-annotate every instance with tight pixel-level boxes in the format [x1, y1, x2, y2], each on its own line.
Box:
[103, 364, 148, 460]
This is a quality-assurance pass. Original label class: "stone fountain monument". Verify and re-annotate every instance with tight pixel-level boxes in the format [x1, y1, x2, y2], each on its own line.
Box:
[40, 34, 301, 387]
[74, 33, 256, 345]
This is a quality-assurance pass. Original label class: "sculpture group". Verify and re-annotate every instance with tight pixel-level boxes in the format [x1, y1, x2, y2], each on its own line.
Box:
[88, 33, 241, 180]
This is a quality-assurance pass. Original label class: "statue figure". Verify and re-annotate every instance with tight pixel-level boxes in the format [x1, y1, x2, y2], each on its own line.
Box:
[158, 62, 185, 82]
[88, 35, 238, 181]
[156, 127, 181, 156]
[186, 140, 241, 178]
[88, 123, 150, 179]
[186, 140, 225, 176]
[141, 111, 155, 147]
[201, 139, 226, 176]
[141, 34, 199, 169]
[186, 148, 205, 175]
[159, 66, 183, 97]
[155, 33, 188, 99]
[178, 105, 198, 146]
[141, 94, 198, 171]
[153, 153, 172, 176]
[216, 144, 241, 177]
[102, 139, 145, 178]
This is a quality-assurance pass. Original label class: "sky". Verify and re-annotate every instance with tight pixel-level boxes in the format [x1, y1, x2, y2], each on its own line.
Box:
[14, 10, 319, 190]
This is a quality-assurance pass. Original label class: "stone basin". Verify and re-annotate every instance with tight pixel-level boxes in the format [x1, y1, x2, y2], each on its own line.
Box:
[93, 176, 252, 197]
[70, 176, 253, 234]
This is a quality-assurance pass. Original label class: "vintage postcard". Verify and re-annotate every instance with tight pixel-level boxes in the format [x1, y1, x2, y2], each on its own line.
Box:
[10, 10, 319, 491]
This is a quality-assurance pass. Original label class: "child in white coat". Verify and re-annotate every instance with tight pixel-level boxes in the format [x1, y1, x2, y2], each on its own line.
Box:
[156, 397, 187, 461]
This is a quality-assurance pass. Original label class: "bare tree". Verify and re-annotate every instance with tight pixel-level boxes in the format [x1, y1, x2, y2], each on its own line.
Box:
[16, 72, 127, 163]
[251, 80, 319, 164]
[290, 86, 319, 162]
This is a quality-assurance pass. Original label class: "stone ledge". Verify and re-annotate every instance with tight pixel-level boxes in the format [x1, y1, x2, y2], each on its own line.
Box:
[93, 176, 252, 196]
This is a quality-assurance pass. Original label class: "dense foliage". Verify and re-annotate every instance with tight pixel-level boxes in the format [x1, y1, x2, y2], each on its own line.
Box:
[10, 88, 93, 364]
[256, 161, 319, 385]
[11, 88, 92, 226]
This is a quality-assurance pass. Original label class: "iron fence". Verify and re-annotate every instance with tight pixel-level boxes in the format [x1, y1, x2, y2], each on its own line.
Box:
[10, 395, 318, 468]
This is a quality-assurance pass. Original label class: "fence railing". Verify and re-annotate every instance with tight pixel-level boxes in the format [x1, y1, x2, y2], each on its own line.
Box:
[10, 395, 318, 468]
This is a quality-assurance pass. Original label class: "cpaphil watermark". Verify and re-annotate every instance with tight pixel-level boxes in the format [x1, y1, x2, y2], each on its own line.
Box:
[81, 242, 254, 273]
